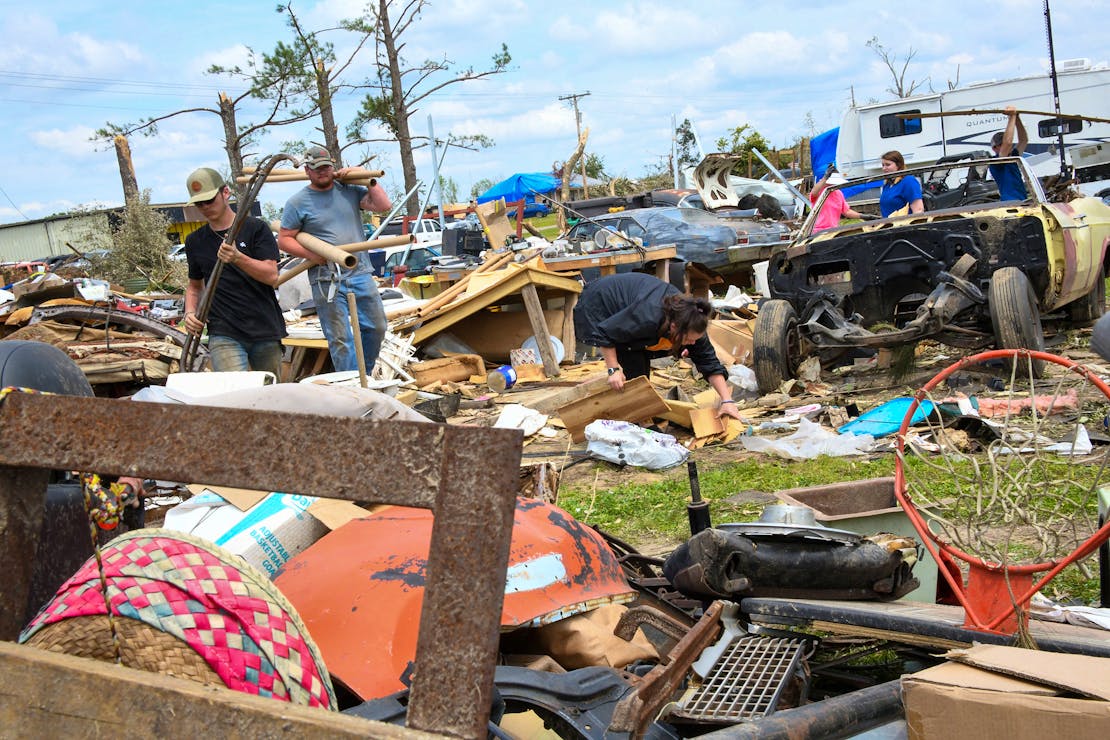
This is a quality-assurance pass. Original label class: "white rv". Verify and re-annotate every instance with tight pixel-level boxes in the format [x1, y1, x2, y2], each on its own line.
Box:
[835, 60, 1110, 194]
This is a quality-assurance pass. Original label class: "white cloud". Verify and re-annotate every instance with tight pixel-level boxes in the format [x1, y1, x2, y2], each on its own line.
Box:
[549, 2, 726, 54]
[709, 31, 813, 79]
[28, 126, 101, 158]
[452, 103, 576, 144]
[0, 12, 143, 76]
[189, 44, 252, 78]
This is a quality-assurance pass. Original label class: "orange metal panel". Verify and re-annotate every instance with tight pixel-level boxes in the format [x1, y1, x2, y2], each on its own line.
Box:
[276, 497, 635, 700]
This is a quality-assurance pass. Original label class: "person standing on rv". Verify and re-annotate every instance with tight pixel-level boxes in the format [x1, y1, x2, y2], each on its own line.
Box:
[810, 166, 865, 231]
[879, 150, 925, 218]
[988, 106, 1029, 201]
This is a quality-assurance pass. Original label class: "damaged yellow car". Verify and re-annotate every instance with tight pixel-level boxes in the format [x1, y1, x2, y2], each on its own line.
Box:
[754, 156, 1110, 393]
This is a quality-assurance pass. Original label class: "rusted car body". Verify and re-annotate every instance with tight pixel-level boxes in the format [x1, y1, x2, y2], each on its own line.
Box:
[753, 157, 1110, 392]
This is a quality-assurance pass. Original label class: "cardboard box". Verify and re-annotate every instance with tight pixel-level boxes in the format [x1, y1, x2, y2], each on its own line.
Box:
[163, 486, 372, 578]
[707, 319, 754, 366]
[902, 645, 1110, 739]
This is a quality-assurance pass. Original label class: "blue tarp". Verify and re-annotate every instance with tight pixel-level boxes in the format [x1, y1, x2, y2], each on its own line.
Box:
[477, 172, 560, 216]
[810, 127, 880, 199]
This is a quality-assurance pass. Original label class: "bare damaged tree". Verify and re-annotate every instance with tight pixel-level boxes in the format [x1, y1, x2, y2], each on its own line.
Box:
[93, 43, 316, 200]
[866, 36, 929, 99]
[346, 0, 512, 216]
[555, 127, 589, 233]
[268, 3, 377, 166]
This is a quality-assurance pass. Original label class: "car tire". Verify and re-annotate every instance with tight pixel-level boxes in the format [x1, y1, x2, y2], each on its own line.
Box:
[1066, 271, 1106, 326]
[753, 299, 799, 394]
[989, 267, 1045, 377]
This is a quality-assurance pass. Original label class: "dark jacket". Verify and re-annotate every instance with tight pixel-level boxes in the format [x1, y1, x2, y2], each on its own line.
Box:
[573, 272, 726, 379]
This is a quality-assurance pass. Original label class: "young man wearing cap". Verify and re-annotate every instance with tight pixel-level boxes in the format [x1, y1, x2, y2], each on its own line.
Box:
[278, 146, 393, 373]
[182, 167, 286, 377]
[988, 106, 1029, 202]
[809, 166, 864, 232]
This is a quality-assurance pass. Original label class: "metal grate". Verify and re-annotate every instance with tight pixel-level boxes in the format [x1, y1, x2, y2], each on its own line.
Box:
[672, 634, 806, 723]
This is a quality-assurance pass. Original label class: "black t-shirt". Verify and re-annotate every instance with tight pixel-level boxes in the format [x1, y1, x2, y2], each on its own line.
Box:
[573, 272, 726, 380]
[185, 216, 286, 342]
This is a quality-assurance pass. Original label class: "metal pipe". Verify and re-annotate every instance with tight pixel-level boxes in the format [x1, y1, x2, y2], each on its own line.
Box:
[697, 679, 903, 740]
[752, 148, 810, 216]
[428, 115, 447, 231]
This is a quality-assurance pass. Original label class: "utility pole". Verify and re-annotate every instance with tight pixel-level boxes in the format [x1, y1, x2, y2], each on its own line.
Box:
[559, 91, 591, 197]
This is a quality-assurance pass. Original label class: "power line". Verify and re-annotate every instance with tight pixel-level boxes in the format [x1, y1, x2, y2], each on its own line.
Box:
[0, 69, 240, 93]
[0, 183, 29, 221]
[559, 91, 591, 196]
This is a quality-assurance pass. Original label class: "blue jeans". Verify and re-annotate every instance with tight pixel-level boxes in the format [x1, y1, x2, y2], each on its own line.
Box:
[207, 335, 284, 378]
[310, 268, 386, 372]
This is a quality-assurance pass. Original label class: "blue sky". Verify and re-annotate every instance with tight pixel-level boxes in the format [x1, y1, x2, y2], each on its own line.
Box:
[0, 0, 1106, 225]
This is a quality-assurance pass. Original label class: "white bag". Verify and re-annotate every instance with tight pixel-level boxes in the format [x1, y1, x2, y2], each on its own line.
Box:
[585, 420, 690, 470]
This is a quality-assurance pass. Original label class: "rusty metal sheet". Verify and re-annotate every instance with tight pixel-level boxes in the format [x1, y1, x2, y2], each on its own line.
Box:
[0, 391, 522, 740]
[276, 497, 636, 701]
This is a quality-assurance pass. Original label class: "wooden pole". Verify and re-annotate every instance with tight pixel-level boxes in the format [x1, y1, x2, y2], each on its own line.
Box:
[897, 108, 1110, 124]
[521, 283, 560, 377]
[347, 292, 368, 388]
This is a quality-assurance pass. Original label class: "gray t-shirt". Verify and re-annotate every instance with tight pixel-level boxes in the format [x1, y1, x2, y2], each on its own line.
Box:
[282, 182, 372, 273]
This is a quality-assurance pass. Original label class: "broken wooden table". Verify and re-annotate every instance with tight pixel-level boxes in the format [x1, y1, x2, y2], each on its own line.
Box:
[0, 392, 523, 739]
[282, 336, 330, 382]
[412, 263, 582, 378]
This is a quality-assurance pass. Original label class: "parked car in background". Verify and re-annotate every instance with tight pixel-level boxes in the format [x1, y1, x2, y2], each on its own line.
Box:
[379, 245, 443, 278]
[752, 156, 1110, 393]
[370, 217, 444, 248]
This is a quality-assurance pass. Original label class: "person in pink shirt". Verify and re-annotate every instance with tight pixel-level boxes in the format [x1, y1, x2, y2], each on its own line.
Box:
[809, 169, 864, 232]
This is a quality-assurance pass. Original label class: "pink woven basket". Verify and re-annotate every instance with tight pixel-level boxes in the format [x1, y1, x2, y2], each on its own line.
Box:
[20, 528, 336, 709]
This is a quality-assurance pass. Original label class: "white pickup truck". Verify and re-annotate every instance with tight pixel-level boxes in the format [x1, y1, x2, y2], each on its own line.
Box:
[370, 218, 443, 248]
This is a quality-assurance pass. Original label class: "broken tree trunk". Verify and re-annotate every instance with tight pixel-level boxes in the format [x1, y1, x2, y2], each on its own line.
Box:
[113, 136, 139, 204]
[557, 127, 590, 234]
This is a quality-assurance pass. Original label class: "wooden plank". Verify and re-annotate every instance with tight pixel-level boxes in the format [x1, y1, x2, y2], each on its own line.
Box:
[560, 291, 578, 356]
[520, 283, 560, 376]
[658, 399, 698, 429]
[0, 641, 426, 739]
[558, 376, 669, 443]
[690, 407, 726, 438]
[475, 199, 516, 250]
[542, 245, 677, 274]
[528, 374, 609, 415]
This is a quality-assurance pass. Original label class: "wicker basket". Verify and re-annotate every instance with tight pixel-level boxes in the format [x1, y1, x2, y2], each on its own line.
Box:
[20, 529, 336, 709]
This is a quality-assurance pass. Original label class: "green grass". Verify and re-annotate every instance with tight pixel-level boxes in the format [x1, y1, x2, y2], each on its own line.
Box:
[559, 455, 896, 542]
[525, 213, 561, 239]
[558, 451, 1106, 603]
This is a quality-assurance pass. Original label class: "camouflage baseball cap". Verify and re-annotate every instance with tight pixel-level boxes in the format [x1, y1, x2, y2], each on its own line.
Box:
[303, 146, 336, 170]
[185, 167, 224, 204]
